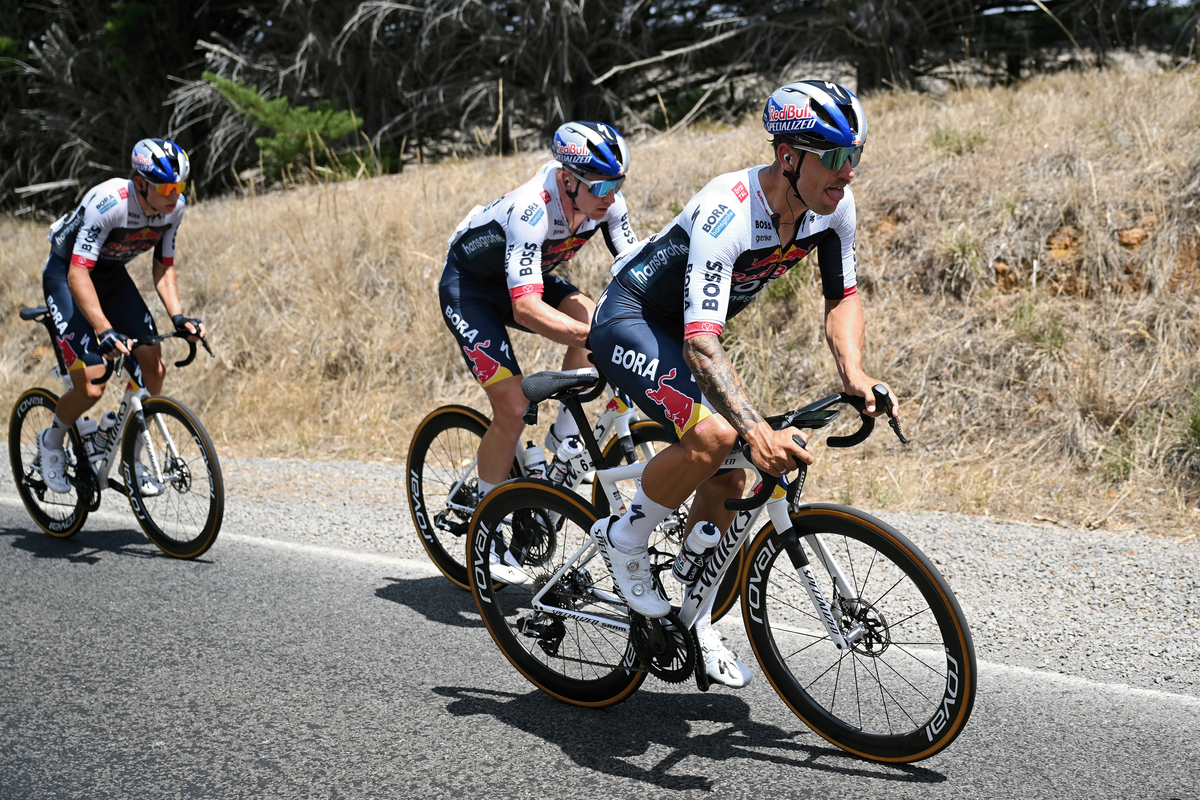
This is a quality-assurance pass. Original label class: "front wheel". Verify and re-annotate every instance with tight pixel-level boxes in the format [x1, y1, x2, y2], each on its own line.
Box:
[742, 504, 976, 763]
[123, 396, 224, 559]
[469, 480, 646, 707]
[406, 405, 519, 589]
[8, 388, 89, 538]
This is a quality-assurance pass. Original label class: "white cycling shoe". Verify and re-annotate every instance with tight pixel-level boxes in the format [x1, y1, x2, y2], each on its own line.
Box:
[134, 462, 166, 497]
[36, 430, 71, 494]
[489, 539, 530, 585]
[698, 627, 752, 688]
[591, 515, 671, 618]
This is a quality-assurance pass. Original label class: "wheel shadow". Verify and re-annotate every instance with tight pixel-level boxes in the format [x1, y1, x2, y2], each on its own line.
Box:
[0, 525, 211, 564]
[433, 685, 946, 790]
[374, 575, 486, 629]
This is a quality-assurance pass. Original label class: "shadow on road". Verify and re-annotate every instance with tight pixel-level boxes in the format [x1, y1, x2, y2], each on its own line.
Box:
[0, 524, 205, 564]
[375, 575, 486, 629]
[434, 685, 945, 791]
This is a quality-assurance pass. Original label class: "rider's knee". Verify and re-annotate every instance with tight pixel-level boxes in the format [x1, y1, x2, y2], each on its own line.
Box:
[707, 468, 746, 495]
[488, 383, 529, 432]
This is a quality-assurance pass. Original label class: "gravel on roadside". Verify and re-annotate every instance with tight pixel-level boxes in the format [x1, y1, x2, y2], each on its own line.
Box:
[222, 456, 1199, 697]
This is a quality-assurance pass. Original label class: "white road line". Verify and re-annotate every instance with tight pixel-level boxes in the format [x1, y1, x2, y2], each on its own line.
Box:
[4, 495, 1197, 707]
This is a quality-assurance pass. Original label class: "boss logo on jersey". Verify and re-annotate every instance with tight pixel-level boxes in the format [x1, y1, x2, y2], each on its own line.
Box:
[97, 195, 118, 214]
[732, 182, 749, 203]
[517, 241, 538, 277]
[702, 205, 735, 238]
[755, 219, 772, 230]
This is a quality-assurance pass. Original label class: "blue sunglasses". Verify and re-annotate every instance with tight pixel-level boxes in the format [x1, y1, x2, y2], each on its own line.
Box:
[567, 169, 626, 197]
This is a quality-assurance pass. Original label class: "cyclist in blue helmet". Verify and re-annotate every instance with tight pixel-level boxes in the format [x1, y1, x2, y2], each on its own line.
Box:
[36, 137, 206, 496]
[439, 121, 638, 583]
[585, 81, 894, 687]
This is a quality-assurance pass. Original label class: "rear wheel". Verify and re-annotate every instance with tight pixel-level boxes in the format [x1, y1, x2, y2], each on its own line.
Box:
[742, 505, 976, 763]
[406, 405, 518, 589]
[593, 420, 742, 622]
[8, 388, 89, 538]
[124, 396, 224, 559]
[469, 480, 646, 707]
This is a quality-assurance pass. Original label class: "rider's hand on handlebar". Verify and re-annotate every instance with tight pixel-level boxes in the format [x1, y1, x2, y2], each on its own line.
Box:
[744, 421, 813, 477]
[172, 314, 206, 342]
[96, 328, 130, 359]
[845, 373, 900, 418]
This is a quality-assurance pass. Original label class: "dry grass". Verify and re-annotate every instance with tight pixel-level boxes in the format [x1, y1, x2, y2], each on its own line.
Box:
[3, 68, 1200, 537]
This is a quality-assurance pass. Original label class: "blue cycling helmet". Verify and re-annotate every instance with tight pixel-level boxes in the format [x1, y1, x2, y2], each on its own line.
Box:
[553, 121, 629, 178]
[131, 138, 191, 184]
[762, 81, 867, 149]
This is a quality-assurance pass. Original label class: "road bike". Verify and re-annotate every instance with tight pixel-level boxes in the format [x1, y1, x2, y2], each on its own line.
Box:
[9, 306, 224, 559]
[407, 369, 679, 590]
[467, 372, 976, 763]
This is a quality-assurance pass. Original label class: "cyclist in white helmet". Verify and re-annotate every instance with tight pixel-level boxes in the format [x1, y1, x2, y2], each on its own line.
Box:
[588, 81, 896, 687]
[37, 137, 206, 496]
[440, 121, 638, 583]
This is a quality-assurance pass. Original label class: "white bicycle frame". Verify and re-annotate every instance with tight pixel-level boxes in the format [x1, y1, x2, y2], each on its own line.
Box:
[52, 356, 177, 492]
[438, 387, 644, 520]
[528, 448, 865, 653]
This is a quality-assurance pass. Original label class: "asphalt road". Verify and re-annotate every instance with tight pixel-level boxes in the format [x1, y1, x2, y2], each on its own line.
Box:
[1, 493, 1198, 799]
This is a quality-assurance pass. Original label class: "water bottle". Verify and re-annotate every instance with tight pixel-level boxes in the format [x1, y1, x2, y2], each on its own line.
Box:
[521, 441, 547, 480]
[546, 436, 586, 488]
[673, 521, 722, 585]
[94, 411, 118, 453]
[76, 417, 99, 457]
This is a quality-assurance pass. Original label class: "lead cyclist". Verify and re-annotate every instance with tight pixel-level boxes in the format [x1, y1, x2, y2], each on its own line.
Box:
[438, 122, 639, 583]
[587, 81, 898, 688]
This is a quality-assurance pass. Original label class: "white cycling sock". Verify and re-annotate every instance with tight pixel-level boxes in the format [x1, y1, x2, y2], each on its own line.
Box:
[694, 588, 718, 633]
[608, 487, 672, 552]
[46, 415, 69, 449]
[553, 402, 580, 439]
[477, 477, 497, 498]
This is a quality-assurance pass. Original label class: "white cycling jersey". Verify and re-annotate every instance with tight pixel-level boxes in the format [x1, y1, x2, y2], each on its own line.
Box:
[611, 165, 857, 338]
[47, 178, 185, 272]
[447, 161, 638, 301]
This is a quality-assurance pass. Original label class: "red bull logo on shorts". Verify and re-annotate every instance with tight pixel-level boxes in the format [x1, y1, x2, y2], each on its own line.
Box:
[463, 340, 513, 388]
[645, 368, 709, 437]
[55, 333, 80, 370]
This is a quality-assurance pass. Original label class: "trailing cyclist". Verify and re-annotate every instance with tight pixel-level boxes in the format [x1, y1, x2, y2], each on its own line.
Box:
[36, 138, 206, 497]
[439, 121, 639, 583]
[588, 81, 897, 688]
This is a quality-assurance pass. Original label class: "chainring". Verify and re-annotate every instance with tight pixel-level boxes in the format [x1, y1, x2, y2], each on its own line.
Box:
[629, 611, 695, 683]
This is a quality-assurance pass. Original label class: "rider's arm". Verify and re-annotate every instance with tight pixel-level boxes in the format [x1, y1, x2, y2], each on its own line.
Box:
[599, 194, 639, 257]
[66, 265, 116, 337]
[511, 293, 588, 349]
[152, 258, 206, 339]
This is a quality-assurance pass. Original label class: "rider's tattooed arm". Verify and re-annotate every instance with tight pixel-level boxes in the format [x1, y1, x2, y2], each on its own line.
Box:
[683, 333, 764, 437]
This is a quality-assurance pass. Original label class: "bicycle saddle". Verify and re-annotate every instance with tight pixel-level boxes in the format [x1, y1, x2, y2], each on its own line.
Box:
[521, 368, 600, 404]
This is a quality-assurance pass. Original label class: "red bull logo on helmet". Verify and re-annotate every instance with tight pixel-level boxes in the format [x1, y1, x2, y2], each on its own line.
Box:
[645, 368, 709, 437]
[462, 340, 513, 388]
[764, 101, 817, 134]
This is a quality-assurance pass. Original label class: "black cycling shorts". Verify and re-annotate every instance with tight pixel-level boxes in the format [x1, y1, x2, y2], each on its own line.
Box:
[589, 282, 715, 439]
[439, 254, 583, 387]
[42, 251, 158, 372]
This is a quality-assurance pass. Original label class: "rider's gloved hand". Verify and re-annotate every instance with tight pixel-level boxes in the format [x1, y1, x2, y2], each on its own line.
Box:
[96, 328, 128, 359]
[172, 314, 205, 340]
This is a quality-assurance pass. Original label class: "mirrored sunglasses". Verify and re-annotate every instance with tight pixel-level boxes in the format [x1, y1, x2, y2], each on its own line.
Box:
[150, 180, 186, 196]
[568, 170, 625, 197]
[796, 144, 863, 171]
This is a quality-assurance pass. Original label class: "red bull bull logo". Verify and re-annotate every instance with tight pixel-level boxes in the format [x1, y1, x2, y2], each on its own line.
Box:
[645, 368, 707, 437]
[462, 340, 513, 387]
[55, 334, 79, 370]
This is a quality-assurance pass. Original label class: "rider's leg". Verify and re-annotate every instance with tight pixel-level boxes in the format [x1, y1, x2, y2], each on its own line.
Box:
[608, 414, 739, 552]
[548, 291, 596, 445]
[48, 364, 108, 441]
[133, 344, 165, 395]
[476, 374, 528, 488]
